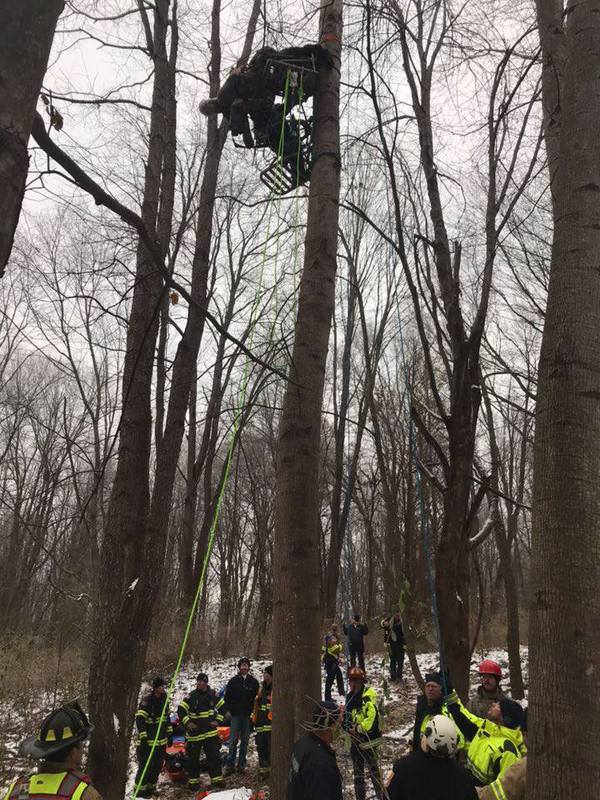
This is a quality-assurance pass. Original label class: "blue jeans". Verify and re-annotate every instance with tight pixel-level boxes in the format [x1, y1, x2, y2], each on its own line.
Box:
[226, 714, 251, 768]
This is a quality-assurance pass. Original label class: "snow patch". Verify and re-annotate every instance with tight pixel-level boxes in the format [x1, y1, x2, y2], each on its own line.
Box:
[127, 578, 139, 594]
[113, 713, 120, 734]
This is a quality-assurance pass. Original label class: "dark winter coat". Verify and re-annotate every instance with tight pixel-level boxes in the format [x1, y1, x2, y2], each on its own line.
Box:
[224, 673, 260, 717]
[135, 692, 173, 746]
[343, 621, 369, 650]
[386, 750, 477, 800]
[286, 733, 344, 800]
[177, 687, 224, 742]
[382, 618, 405, 649]
[412, 695, 444, 750]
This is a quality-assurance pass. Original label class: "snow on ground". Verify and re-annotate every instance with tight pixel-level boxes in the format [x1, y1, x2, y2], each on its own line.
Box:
[1, 647, 529, 798]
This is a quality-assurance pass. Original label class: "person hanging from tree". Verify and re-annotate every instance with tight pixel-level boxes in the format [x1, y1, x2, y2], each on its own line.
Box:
[199, 43, 332, 183]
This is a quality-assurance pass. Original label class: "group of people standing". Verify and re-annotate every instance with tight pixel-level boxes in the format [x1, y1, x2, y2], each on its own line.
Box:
[4, 622, 526, 800]
[322, 613, 406, 701]
[133, 657, 271, 796]
[291, 649, 527, 800]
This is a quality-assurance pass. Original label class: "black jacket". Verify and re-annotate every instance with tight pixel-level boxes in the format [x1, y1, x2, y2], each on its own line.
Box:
[135, 692, 173, 746]
[177, 687, 224, 739]
[412, 694, 443, 750]
[383, 618, 405, 648]
[387, 750, 477, 800]
[286, 733, 343, 800]
[343, 622, 368, 649]
[224, 673, 260, 717]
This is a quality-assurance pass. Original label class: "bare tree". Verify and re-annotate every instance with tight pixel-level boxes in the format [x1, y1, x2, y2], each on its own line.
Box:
[0, 0, 64, 273]
[529, 0, 600, 795]
[271, 1, 343, 796]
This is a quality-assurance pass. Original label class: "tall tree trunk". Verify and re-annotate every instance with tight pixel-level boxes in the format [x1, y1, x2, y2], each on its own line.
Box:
[529, 1, 600, 796]
[483, 390, 524, 699]
[0, 0, 64, 273]
[270, 3, 343, 798]
[87, 4, 174, 796]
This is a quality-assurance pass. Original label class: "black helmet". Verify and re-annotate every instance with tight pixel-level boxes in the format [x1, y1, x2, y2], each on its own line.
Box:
[19, 701, 93, 759]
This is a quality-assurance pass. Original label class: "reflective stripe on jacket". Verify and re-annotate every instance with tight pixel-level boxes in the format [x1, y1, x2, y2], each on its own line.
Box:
[346, 686, 383, 748]
[446, 691, 525, 786]
[477, 756, 527, 800]
[253, 683, 272, 734]
[135, 693, 173, 746]
[177, 688, 224, 742]
[6, 772, 91, 800]
[419, 704, 466, 751]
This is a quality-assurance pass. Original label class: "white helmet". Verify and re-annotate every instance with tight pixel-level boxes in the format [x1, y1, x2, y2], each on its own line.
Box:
[421, 714, 458, 757]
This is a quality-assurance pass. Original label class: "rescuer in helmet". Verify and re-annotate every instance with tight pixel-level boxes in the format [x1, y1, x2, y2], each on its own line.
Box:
[4, 701, 102, 800]
[468, 659, 506, 717]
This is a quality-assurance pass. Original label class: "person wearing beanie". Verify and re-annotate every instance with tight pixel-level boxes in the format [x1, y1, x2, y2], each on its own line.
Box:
[134, 677, 173, 797]
[177, 673, 225, 790]
[411, 672, 464, 752]
[477, 708, 528, 800]
[343, 613, 369, 671]
[444, 687, 526, 786]
[468, 660, 506, 718]
[223, 658, 260, 774]
[386, 714, 477, 800]
[286, 701, 343, 800]
[252, 665, 273, 777]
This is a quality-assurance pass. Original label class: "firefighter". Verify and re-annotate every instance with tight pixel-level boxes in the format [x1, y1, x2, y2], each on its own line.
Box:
[3, 701, 101, 800]
[322, 625, 345, 701]
[177, 673, 225, 791]
[445, 689, 525, 786]
[345, 667, 384, 800]
[386, 715, 477, 800]
[252, 665, 273, 777]
[134, 676, 173, 798]
[468, 660, 506, 717]
[287, 701, 343, 800]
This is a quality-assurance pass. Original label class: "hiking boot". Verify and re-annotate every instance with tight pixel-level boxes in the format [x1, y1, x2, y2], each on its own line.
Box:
[236, 765, 247, 774]
[223, 765, 235, 777]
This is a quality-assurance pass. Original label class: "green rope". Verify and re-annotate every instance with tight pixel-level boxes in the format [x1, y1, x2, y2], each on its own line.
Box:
[132, 71, 295, 799]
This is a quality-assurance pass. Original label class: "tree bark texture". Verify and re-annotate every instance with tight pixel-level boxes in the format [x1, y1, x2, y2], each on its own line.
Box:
[0, 0, 64, 274]
[87, 3, 176, 796]
[87, 0, 262, 796]
[270, 3, 343, 798]
[529, 0, 600, 796]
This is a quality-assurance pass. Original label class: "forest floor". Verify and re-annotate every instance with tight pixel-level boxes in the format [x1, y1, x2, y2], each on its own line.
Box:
[1, 647, 528, 798]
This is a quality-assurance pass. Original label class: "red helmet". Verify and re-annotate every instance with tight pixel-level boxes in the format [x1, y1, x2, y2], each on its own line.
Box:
[478, 659, 502, 678]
